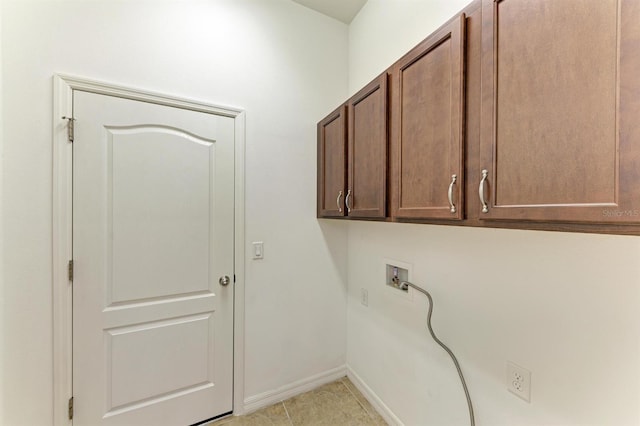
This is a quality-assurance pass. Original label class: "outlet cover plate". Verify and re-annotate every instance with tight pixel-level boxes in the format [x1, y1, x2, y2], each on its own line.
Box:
[360, 288, 368, 307]
[507, 361, 531, 402]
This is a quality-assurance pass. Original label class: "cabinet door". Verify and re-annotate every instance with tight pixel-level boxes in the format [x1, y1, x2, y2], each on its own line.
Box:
[347, 75, 388, 219]
[390, 15, 465, 220]
[317, 105, 347, 217]
[479, 0, 640, 223]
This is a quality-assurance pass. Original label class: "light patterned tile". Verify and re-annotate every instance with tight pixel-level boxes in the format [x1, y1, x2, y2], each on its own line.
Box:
[211, 402, 292, 426]
[341, 378, 388, 425]
[284, 380, 375, 426]
[210, 415, 238, 426]
[211, 378, 387, 426]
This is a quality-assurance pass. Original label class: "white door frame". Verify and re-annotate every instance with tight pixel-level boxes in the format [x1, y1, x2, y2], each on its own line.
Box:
[52, 74, 246, 426]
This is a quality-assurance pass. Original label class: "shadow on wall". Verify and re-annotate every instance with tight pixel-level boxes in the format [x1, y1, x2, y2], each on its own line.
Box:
[317, 219, 349, 290]
[346, 220, 640, 425]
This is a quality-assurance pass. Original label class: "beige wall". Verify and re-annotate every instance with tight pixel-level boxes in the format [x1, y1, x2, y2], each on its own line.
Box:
[346, 1, 640, 425]
[0, 0, 4, 420]
[0, 1, 349, 424]
[4, 1, 638, 425]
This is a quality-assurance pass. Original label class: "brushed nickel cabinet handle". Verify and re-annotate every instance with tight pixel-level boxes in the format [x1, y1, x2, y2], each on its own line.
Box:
[336, 191, 343, 213]
[479, 169, 489, 213]
[345, 190, 352, 213]
[448, 174, 457, 213]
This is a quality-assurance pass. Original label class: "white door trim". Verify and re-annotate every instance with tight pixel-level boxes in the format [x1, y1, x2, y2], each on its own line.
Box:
[52, 74, 246, 426]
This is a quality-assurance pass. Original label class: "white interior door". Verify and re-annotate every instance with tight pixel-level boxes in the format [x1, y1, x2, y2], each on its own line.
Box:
[72, 90, 235, 426]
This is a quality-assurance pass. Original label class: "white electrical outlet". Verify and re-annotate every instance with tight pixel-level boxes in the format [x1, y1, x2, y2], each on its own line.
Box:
[506, 361, 531, 402]
[360, 288, 368, 307]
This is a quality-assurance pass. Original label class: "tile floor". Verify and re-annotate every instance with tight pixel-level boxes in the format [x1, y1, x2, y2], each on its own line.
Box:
[210, 377, 387, 426]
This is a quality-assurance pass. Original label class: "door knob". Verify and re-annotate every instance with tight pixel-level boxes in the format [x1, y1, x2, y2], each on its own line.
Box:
[219, 275, 231, 286]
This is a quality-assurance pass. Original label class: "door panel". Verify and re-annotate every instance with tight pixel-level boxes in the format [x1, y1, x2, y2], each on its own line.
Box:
[317, 105, 347, 217]
[348, 75, 387, 218]
[106, 314, 212, 411]
[73, 91, 234, 426]
[109, 127, 213, 303]
[495, 0, 617, 206]
[391, 15, 465, 220]
[479, 0, 640, 223]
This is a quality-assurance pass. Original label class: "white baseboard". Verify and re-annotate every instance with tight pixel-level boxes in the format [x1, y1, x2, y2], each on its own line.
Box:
[242, 365, 347, 414]
[347, 366, 404, 426]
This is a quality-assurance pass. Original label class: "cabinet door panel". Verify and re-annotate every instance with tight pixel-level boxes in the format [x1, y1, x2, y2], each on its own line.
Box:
[391, 15, 465, 220]
[317, 106, 347, 217]
[348, 75, 388, 218]
[480, 0, 640, 223]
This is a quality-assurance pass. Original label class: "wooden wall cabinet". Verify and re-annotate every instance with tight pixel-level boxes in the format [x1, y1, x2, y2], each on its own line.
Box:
[317, 75, 388, 219]
[347, 75, 388, 218]
[478, 0, 640, 224]
[318, 0, 640, 235]
[317, 105, 347, 217]
[390, 15, 466, 220]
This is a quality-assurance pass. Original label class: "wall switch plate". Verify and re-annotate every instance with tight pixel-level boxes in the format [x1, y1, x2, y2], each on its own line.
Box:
[507, 361, 531, 402]
[252, 241, 264, 259]
[360, 288, 368, 307]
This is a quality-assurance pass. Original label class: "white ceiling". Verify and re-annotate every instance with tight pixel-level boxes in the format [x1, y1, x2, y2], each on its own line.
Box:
[292, 0, 368, 24]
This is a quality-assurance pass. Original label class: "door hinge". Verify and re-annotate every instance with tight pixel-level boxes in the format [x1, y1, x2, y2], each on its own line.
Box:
[68, 260, 74, 282]
[68, 396, 74, 420]
[62, 116, 75, 142]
